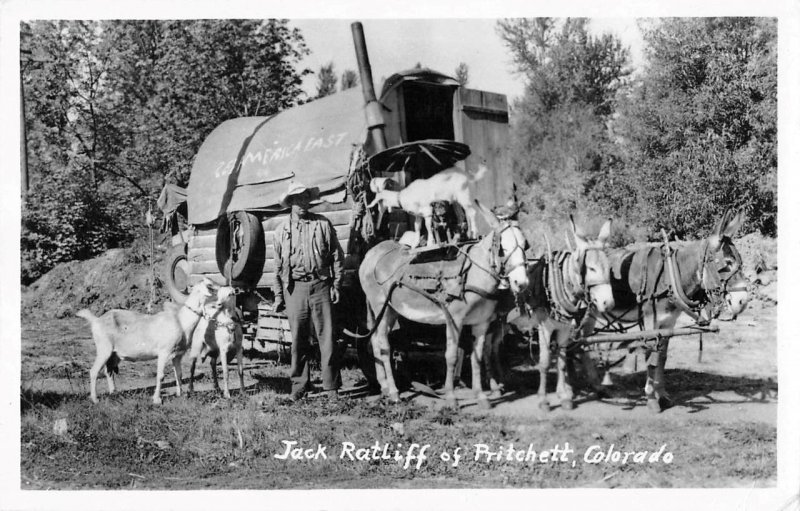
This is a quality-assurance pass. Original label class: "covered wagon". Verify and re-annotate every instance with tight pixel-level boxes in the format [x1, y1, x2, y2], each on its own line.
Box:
[160, 23, 516, 380]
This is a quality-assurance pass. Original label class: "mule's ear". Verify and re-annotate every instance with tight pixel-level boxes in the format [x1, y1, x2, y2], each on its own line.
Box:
[564, 230, 575, 251]
[598, 218, 613, 246]
[712, 209, 732, 238]
[723, 209, 746, 237]
[475, 199, 501, 230]
[569, 215, 588, 249]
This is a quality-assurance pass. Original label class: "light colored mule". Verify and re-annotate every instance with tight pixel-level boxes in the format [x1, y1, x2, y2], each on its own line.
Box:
[356, 202, 529, 408]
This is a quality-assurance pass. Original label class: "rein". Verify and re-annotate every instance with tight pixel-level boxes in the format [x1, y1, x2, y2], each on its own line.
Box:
[457, 223, 526, 287]
[342, 278, 459, 341]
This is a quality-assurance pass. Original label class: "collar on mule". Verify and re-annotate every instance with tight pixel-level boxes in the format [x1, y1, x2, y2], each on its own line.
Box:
[661, 232, 727, 325]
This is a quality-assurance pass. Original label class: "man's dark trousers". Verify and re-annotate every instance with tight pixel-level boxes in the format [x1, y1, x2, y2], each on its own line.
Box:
[285, 278, 340, 395]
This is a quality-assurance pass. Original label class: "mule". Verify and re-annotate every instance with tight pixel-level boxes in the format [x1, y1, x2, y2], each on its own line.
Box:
[584, 209, 750, 412]
[493, 217, 616, 411]
[356, 202, 529, 408]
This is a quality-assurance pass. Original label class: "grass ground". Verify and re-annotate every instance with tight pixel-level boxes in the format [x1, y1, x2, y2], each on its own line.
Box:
[19, 297, 777, 489]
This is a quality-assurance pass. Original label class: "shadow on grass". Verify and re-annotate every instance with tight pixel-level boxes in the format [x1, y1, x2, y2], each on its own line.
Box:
[389, 342, 778, 415]
[20, 388, 73, 412]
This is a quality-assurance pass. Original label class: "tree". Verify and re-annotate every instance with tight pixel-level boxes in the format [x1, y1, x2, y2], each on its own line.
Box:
[497, 18, 630, 234]
[454, 62, 469, 87]
[340, 68, 359, 90]
[21, 20, 312, 283]
[606, 18, 777, 237]
[316, 61, 337, 98]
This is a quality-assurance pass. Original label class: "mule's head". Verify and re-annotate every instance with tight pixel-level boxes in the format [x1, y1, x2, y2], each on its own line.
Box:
[569, 216, 615, 313]
[477, 199, 530, 294]
[707, 209, 750, 317]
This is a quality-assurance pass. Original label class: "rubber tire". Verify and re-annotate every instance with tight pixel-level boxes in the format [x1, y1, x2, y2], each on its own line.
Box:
[216, 211, 265, 284]
[164, 243, 190, 305]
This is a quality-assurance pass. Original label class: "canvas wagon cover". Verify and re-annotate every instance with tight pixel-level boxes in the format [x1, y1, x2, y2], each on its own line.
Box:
[187, 88, 367, 225]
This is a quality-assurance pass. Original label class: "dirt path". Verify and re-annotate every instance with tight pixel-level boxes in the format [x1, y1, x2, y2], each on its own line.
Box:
[21, 298, 777, 425]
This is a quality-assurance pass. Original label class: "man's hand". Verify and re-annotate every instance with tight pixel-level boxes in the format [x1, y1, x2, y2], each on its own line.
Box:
[274, 296, 286, 313]
[330, 287, 340, 304]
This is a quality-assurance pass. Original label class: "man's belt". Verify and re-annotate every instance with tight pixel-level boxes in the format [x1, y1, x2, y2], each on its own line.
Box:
[292, 274, 317, 282]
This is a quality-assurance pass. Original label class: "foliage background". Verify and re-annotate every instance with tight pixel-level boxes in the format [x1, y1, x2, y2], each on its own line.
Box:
[20, 20, 311, 283]
[20, 18, 777, 282]
[498, 17, 776, 248]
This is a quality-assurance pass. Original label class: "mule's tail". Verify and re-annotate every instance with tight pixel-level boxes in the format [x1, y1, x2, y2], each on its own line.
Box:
[343, 282, 400, 339]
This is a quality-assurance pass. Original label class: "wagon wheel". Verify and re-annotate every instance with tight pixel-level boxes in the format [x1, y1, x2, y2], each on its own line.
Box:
[164, 242, 190, 304]
[485, 326, 541, 393]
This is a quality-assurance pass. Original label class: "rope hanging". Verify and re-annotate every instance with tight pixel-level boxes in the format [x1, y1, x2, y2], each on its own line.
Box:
[145, 197, 156, 313]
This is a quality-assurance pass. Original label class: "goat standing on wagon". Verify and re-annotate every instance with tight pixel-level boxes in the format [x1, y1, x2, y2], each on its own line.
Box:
[77, 278, 216, 404]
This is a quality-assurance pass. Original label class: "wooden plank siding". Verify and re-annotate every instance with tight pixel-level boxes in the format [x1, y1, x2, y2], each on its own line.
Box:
[186, 206, 358, 293]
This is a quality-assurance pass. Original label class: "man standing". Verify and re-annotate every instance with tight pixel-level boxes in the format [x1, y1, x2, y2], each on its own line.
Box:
[273, 181, 344, 401]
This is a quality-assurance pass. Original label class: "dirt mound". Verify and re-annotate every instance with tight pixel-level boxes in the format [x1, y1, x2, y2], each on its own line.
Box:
[736, 232, 777, 276]
[734, 232, 777, 304]
[22, 244, 169, 319]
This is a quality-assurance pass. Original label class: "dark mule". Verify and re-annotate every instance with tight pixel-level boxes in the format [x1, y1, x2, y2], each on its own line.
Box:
[493, 217, 615, 411]
[584, 210, 750, 412]
[357, 204, 529, 408]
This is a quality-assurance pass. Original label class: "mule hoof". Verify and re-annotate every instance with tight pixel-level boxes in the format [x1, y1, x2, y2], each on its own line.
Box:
[445, 397, 458, 409]
[90, 397, 99, 404]
[477, 395, 492, 410]
[658, 396, 675, 411]
[387, 392, 401, 404]
[646, 398, 661, 413]
[560, 399, 574, 411]
[152, 398, 163, 405]
[538, 400, 550, 412]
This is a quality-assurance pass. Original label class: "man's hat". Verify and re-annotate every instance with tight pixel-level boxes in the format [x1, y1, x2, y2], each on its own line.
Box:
[280, 181, 320, 207]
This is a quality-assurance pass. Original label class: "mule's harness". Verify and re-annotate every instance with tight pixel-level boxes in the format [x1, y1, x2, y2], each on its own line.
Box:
[344, 223, 524, 340]
[458, 223, 527, 298]
[542, 248, 609, 323]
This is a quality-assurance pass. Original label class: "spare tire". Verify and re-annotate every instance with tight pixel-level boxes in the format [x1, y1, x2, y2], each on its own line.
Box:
[164, 243, 190, 305]
[216, 211, 265, 284]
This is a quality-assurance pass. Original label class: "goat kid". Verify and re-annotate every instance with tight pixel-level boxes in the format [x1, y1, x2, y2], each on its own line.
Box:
[77, 278, 216, 404]
[367, 164, 489, 247]
[187, 286, 245, 398]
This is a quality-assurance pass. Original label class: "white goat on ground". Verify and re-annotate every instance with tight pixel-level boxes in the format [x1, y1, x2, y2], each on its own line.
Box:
[76, 278, 216, 404]
[187, 286, 245, 398]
